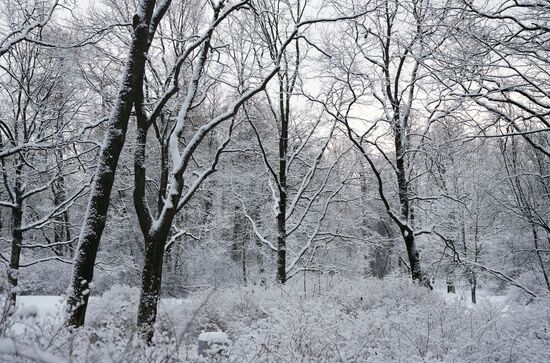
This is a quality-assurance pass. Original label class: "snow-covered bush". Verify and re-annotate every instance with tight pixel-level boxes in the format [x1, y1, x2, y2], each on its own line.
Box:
[2, 277, 550, 362]
[86, 284, 140, 333]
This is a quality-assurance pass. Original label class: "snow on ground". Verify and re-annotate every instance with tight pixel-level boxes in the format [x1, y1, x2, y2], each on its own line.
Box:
[2, 278, 549, 362]
[433, 283, 509, 310]
[16, 296, 64, 318]
[10, 283, 506, 329]
[10, 296, 65, 335]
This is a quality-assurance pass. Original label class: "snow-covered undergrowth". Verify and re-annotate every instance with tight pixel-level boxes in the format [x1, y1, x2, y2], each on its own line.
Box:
[1, 277, 549, 362]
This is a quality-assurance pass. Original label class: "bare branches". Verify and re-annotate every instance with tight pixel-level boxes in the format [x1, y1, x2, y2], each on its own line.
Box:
[0, 0, 59, 57]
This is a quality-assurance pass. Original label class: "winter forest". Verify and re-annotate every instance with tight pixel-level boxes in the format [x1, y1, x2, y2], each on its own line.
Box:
[0, 0, 549, 361]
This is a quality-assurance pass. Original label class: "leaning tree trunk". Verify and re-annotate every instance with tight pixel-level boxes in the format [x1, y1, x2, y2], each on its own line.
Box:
[66, 1, 161, 328]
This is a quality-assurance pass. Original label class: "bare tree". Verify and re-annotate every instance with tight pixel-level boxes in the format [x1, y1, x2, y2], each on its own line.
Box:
[0, 0, 60, 57]
[0, 25, 89, 317]
[310, 0, 461, 286]
[128, 0, 370, 341]
[66, 0, 172, 328]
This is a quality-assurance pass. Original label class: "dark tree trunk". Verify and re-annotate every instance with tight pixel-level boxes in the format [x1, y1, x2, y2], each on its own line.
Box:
[360, 168, 369, 277]
[470, 273, 477, 304]
[136, 224, 172, 342]
[276, 75, 288, 284]
[52, 174, 68, 256]
[276, 165, 287, 283]
[7, 198, 23, 310]
[532, 224, 550, 292]
[5, 161, 24, 312]
[136, 174, 181, 341]
[403, 232, 423, 282]
[231, 205, 247, 284]
[395, 124, 428, 286]
[446, 279, 456, 294]
[253, 206, 266, 287]
[242, 238, 247, 285]
[66, 0, 161, 328]
[63, 209, 72, 255]
[157, 141, 169, 217]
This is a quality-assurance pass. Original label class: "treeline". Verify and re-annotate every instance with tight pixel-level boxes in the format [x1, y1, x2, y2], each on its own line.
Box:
[0, 0, 548, 342]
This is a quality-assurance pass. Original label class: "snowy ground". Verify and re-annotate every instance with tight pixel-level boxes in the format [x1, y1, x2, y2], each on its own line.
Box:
[11, 296, 65, 334]
[433, 283, 509, 309]
[1, 278, 549, 362]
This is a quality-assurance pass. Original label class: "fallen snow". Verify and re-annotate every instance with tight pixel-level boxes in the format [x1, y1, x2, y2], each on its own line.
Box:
[0, 338, 67, 363]
[198, 331, 229, 343]
[434, 282, 509, 311]
[10, 296, 66, 335]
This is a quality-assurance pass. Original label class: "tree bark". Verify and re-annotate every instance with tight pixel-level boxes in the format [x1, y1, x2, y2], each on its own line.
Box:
[276, 74, 289, 284]
[470, 272, 477, 304]
[394, 121, 428, 286]
[136, 220, 173, 342]
[253, 205, 266, 287]
[7, 193, 23, 311]
[403, 232, 423, 282]
[52, 174, 69, 256]
[4, 160, 24, 313]
[242, 237, 247, 285]
[66, 0, 161, 328]
[531, 223, 550, 292]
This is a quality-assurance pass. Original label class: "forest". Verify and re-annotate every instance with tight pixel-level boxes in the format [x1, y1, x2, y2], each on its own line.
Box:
[0, 0, 549, 361]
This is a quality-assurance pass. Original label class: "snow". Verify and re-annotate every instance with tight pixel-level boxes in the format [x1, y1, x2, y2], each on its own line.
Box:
[198, 331, 229, 343]
[434, 282, 509, 310]
[3, 278, 550, 362]
[17, 296, 65, 318]
[17, 305, 38, 319]
[0, 339, 67, 363]
[8, 296, 66, 335]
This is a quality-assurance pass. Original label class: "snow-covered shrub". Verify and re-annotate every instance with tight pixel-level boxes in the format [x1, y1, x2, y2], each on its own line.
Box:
[86, 284, 140, 334]
[4, 277, 550, 362]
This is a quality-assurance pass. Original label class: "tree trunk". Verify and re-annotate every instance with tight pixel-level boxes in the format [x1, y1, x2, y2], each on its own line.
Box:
[360, 168, 369, 277]
[446, 278, 456, 294]
[277, 75, 288, 284]
[254, 205, 266, 287]
[242, 238, 247, 285]
[5, 160, 24, 313]
[63, 209, 72, 255]
[531, 223, 550, 292]
[394, 122, 429, 287]
[66, 1, 159, 328]
[52, 175, 68, 256]
[231, 205, 248, 284]
[7, 199, 23, 311]
[136, 211, 175, 342]
[403, 231, 423, 282]
[470, 272, 477, 304]
[276, 170, 287, 284]
[137, 231, 167, 342]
